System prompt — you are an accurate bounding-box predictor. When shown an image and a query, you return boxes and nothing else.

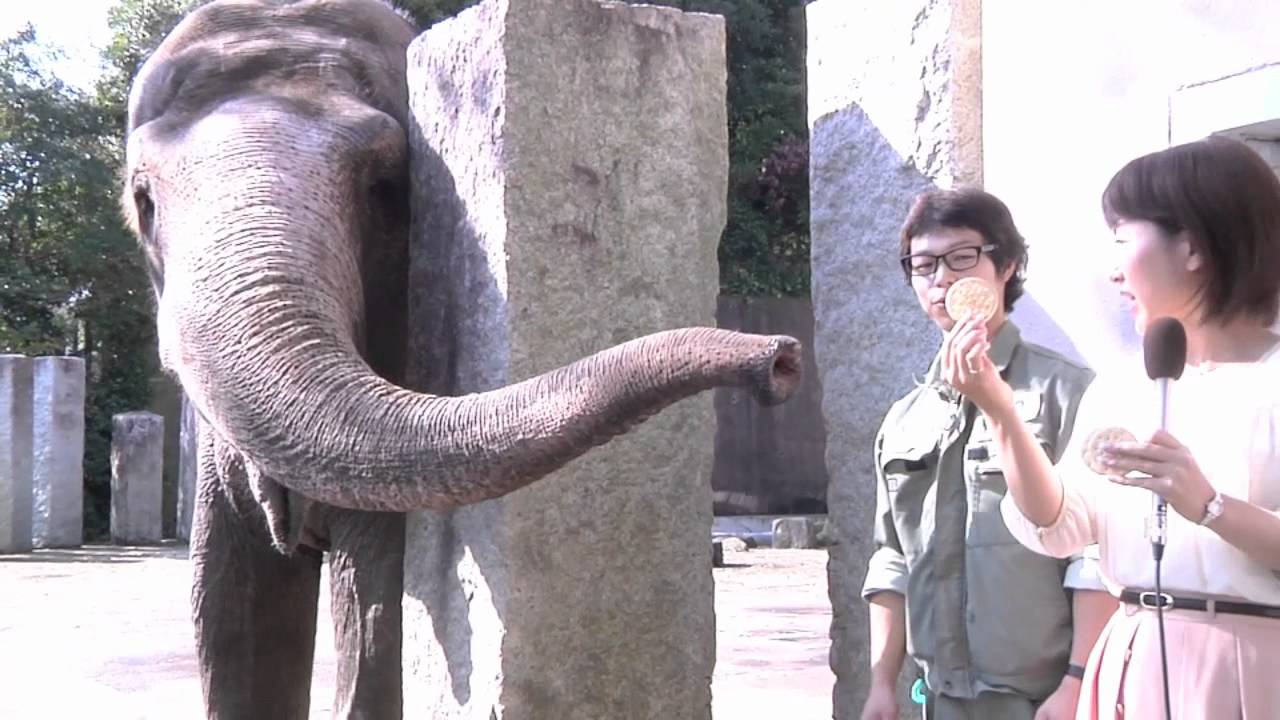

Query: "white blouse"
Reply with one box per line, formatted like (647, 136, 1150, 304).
(1001, 343, 1280, 605)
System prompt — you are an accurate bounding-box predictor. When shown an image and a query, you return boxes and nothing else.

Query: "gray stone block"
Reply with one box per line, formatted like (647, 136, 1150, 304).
(0, 355, 34, 554)
(31, 356, 85, 548)
(715, 536, 753, 553)
(176, 394, 197, 542)
(110, 412, 164, 545)
(808, 1, 981, 716)
(403, 1, 726, 717)
(772, 517, 819, 549)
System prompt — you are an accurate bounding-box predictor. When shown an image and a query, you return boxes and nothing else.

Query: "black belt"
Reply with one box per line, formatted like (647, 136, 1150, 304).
(1120, 589, 1280, 620)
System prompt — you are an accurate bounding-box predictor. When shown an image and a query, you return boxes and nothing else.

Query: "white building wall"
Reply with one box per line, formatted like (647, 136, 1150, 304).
(983, 0, 1280, 374)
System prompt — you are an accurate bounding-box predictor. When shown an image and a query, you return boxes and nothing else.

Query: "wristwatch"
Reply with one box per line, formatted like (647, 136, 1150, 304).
(1198, 491, 1225, 526)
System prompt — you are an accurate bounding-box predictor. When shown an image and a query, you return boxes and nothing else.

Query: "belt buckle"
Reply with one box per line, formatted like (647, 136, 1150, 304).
(1139, 591, 1174, 610)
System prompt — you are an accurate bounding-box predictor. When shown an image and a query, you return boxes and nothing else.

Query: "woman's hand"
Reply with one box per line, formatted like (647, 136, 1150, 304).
(1099, 430, 1216, 523)
(941, 316, 1013, 416)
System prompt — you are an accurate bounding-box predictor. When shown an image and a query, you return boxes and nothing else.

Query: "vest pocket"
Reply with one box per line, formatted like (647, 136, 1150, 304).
(963, 434, 1050, 546)
(965, 444, 1018, 546)
(881, 442, 938, 557)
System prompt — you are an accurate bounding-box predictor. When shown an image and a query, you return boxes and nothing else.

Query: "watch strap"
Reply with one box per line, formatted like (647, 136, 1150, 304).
(1198, 491, 1225, 526)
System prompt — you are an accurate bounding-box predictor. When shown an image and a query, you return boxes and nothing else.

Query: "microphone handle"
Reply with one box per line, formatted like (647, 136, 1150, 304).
(1148, 378, 1170, 550)
(1150, 493, 1167, 548)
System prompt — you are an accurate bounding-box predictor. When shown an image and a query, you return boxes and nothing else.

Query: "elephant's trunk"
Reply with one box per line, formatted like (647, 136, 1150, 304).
(165, 169, 799, 512)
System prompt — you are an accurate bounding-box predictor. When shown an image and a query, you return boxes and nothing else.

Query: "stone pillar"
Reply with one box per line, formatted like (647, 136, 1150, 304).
(0, 355, 34, 554)
(807, 0, 982, 716)
(110, 411, 164, 545)
(402, 1, 726, 717)
(31, 356, 85, 548)
(176, 394, 198, 542)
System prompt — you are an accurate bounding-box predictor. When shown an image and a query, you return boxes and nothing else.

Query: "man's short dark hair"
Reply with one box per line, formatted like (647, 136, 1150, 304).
(899, 188, 1029, 311)
(1102, 136, 1280, 326)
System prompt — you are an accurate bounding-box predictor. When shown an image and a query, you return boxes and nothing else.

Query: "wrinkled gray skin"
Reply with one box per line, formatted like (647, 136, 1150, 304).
(123, 0, 801, 718)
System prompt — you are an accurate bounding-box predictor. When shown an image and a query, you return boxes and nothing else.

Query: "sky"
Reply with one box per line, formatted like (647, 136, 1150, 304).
(0, 2, 115, 91)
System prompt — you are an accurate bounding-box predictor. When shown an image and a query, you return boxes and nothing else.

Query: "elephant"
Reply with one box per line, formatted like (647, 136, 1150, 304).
(122, 0, 801, 718)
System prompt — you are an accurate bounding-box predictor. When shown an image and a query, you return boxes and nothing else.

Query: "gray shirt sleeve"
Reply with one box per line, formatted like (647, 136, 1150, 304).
(863, 430, 907, 599)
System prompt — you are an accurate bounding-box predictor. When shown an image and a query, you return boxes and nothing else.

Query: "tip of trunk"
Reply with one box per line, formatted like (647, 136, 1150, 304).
(747, 335, 803, 406)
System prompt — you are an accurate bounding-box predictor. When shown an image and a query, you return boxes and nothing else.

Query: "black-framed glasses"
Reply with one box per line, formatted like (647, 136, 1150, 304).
(900, 244, 996, 277)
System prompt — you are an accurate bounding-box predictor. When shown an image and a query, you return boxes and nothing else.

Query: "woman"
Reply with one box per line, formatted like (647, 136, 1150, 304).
(942, 137, 1280, 719)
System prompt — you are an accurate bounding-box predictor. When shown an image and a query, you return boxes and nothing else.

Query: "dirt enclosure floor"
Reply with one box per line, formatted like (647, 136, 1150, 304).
(0, 544, 833, 719)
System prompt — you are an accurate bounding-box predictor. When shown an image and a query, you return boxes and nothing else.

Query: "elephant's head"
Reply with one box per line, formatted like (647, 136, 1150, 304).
(123, 0, 801, 524)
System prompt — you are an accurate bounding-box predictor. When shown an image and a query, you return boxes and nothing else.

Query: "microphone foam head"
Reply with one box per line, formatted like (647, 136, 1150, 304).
(1143, 317, 1187, 380)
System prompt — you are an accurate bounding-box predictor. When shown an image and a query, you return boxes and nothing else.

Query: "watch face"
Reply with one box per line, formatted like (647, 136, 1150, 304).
(1202, 493, 1224, 525)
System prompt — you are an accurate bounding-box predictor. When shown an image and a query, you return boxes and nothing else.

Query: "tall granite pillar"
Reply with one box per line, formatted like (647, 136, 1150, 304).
(176, 394, 197, 542)
(807, 0, 983, 716)
(403, 1, 726, 717)
(31, 356, 85, 548)
(0, 355, 34, 554)
(110, 411, 164, 545)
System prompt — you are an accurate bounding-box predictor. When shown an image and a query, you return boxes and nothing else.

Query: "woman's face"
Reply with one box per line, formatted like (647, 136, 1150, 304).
(1109, 219, 1202, 334)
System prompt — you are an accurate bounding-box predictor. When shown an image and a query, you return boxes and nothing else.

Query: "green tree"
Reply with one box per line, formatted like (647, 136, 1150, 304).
(1, 27, 88, 355)
(82, 0, 203, 538)
(0, 24, 158, 538)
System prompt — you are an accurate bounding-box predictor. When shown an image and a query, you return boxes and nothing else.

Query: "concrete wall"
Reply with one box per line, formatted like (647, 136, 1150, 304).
(31, 357, 85, 548)
(110, 411, 164, 545)
(983, 0, 1280, 371)
(0, 355, 34, 554)
(712, 295, 827, 515)
(807, 1, 982, 716)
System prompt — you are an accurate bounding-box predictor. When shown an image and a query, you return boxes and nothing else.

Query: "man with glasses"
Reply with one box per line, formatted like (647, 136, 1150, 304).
(859, 189, 1116, 720)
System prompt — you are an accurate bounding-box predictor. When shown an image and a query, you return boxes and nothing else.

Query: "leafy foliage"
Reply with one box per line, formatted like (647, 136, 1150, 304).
(0, 11, 181, 538)
(82, 0, 201, 538)
(395, 0, 479, 27)
(0, 28, 136, 537)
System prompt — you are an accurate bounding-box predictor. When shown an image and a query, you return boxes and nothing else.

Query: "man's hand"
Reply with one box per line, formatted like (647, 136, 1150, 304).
(940, 316, 1013, 416)
(1033, 676, 1081, 720)
(860, 680, 900, 720)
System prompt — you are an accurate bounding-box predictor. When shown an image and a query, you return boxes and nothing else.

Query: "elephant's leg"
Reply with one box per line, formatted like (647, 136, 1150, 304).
(324, 507, 406, 720)
(190, 451, 322, 720)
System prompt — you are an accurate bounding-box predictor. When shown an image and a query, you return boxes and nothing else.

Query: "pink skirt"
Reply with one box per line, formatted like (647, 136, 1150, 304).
(1077, 602, 1280, 719)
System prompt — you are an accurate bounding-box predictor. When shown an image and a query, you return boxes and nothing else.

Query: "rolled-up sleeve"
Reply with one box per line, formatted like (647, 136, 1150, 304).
(1063, 544, 1106, 591)
(1000, 477, 1096, 559)
(863, 546, 907, 598)
(862, 437, 907, 599)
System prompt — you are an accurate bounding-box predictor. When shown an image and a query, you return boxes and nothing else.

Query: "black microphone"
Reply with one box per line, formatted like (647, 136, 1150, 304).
(1142, 317, 1187, 557)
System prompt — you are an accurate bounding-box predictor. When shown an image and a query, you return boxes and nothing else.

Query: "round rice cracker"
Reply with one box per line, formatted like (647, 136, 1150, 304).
(1081, 426, 1136, 475)
(945, 277, 999, 323)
